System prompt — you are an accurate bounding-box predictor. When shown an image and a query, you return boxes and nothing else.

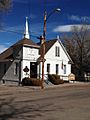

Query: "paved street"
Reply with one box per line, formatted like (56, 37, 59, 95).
(0, 83, 90, 120)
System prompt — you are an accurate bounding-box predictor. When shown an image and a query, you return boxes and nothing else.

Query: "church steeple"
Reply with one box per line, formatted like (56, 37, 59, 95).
(24, 17, 30, 39)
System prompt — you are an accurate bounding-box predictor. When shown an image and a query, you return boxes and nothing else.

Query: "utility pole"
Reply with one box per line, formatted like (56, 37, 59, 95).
(40, 8, 61, 89)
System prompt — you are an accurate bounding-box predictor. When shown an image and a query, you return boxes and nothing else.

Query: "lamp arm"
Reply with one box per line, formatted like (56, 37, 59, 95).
(43, 10, 56, 38)
(43, 8, 60, 38)
(46, 9, 56, 22)
(46, 8, 61, 22)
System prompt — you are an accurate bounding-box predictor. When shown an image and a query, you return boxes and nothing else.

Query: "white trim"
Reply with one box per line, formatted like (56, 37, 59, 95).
(57, 36, 73, 63)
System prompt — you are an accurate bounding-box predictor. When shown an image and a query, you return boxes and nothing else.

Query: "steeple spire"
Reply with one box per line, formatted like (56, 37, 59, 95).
(24, 17, 30, 39)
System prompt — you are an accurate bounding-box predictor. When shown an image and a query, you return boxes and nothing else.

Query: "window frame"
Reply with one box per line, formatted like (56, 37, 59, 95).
(56, 64, 59, 75)
(4, 63, 6, 74)
(63, 65, 66, 74)
(47, 64, 50, 74)
(14, 62, 19, 75)
(55, 46, 60, 57)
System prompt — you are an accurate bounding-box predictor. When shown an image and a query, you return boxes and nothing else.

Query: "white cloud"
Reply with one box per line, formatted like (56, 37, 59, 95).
(68, 15, 90, 22)
(81, 16, 90, 21)
(69, 15, 81, 21)
(0, 25, 24, 34)
(53, 24, 90, 32)
(0, 45, 8, 53)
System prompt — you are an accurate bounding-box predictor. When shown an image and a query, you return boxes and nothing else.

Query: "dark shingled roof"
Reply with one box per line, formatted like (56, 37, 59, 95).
(39, 39, 57, 55)
(38, 39, 73, 64)
(0, 38, 39, 60)
(13, 38, 39, 47)
(45, 39, 57, 54)
(0, 47, 13, 60)
(38, 39, 57, 61)
(0, 38, 73, 64)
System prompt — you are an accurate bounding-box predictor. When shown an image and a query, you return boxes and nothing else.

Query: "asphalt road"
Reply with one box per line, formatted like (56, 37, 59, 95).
(0, 83, 90, 120)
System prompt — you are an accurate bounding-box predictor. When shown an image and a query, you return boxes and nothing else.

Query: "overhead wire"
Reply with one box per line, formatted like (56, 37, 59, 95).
(0, 27, 40, 39)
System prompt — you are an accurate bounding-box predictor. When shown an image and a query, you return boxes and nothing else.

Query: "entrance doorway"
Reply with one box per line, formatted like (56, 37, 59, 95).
(30, 62, 37, 78)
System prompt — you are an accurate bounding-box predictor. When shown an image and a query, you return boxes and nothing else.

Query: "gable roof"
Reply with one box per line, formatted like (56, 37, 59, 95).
(0, 46, 13, 61)
(39, 38, 73, 63)
(58, 38, 73, 63)
(39, 39, 57, 55)
(13, 38, 39, 47)
(0, 38, 39, 61)
(0, 37, 73, 64)
(45, 39, 57, 54)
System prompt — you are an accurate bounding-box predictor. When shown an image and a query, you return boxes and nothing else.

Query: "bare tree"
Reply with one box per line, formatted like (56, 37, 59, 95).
(63, 25, 90, 80)
(0, 0, 12, 28)
(0, 0, 12, 11)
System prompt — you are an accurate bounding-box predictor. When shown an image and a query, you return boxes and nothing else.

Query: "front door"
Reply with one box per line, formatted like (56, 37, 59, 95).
(30, 62, 37, 78)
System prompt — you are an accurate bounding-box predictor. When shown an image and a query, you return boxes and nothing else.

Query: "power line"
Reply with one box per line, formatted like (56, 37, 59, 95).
(0, 28, 23, 34)
(0, 28, 40, 39)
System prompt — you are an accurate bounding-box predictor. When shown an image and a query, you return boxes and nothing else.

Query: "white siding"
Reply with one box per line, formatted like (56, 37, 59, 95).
(23, 46, 40, 60)
(45, 41, 69, 61)
(21, 40, 71, 81)
(22, 60, 30, 78)
(21, 46, 40, 79)
(44, 40, 71, 80)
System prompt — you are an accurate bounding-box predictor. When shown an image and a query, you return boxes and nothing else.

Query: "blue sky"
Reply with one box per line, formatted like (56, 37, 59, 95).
(0, 0, 90, 53)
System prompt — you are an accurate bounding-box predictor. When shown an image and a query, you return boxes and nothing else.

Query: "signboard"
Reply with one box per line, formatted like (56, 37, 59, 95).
(68, 73, 75, 81)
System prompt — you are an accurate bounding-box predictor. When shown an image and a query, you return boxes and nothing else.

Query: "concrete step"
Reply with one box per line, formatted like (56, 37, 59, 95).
(44, 80, 54, 86)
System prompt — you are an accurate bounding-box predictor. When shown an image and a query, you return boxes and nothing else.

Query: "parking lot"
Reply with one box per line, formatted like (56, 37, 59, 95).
(0, 83, 90, 120)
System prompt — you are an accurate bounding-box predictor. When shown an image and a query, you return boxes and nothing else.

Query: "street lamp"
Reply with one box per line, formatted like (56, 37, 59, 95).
(43, 8, 61, 39)
(41, 8, 61, 89)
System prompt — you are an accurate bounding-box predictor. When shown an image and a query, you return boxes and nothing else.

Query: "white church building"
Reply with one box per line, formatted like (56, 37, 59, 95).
(0, 17, 72, 85)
